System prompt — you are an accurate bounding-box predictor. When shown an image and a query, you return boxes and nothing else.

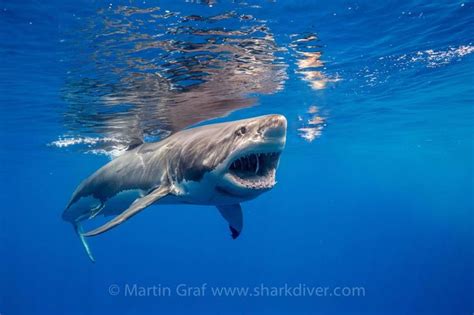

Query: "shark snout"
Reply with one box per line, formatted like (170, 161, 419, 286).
(262, 114, 287, 139)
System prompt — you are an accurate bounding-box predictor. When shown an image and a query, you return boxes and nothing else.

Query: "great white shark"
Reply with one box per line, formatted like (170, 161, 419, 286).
(63, 114, 287, 262)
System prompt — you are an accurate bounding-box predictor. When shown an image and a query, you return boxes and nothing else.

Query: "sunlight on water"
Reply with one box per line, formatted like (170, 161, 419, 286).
(39, 1, 473, 158)
(290, 33, 341, 90)
(297, 105, 327, 142)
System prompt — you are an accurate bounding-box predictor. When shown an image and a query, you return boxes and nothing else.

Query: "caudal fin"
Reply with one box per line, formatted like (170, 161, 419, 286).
(73, 223, 95, 263)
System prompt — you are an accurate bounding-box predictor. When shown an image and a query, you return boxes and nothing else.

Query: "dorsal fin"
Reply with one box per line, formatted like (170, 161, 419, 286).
(127, 138, 144, 151)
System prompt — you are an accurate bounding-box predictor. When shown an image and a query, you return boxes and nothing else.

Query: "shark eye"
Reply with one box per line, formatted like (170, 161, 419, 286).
(236, 126, 247, 136)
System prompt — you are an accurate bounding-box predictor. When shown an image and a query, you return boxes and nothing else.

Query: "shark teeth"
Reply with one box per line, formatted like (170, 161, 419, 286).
(230, 152, 279, 173)
(231, 169, 276, 189)
(228, 152, 280, 189)
(255, 155, 259, 174)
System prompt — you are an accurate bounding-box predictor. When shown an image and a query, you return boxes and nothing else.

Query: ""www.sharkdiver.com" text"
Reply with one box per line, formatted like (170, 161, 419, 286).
(108, 283, 366, 298)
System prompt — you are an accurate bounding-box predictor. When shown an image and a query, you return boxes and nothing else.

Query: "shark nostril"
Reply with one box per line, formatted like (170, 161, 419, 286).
(271, 115, 287, 127)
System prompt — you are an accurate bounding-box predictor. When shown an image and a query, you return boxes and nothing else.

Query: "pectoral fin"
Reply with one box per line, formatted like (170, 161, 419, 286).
(83, 186, 171, 237)
(74, 223, 95, 263)
(217, 204, 243, 239)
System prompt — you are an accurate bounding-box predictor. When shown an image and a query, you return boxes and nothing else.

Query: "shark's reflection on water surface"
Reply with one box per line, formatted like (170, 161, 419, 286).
(60, 4, 288, 156)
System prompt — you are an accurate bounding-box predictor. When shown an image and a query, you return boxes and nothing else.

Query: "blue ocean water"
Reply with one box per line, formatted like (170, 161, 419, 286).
(0, 0, 473, 314)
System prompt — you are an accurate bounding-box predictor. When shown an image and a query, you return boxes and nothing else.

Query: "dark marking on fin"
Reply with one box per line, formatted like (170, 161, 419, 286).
(217, 204, 243, 239)
(230, 226, 240, 239)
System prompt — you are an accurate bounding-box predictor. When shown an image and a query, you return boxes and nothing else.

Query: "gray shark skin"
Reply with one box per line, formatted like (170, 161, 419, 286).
(63, 114, 287, 262)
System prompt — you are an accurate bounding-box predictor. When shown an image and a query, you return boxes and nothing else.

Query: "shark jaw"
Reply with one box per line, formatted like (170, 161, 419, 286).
(219, 114, 287, 193)
(227, 151, 281, 190)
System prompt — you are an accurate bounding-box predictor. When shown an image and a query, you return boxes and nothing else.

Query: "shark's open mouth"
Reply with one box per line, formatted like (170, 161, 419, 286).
(228, 152, 281, 189)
